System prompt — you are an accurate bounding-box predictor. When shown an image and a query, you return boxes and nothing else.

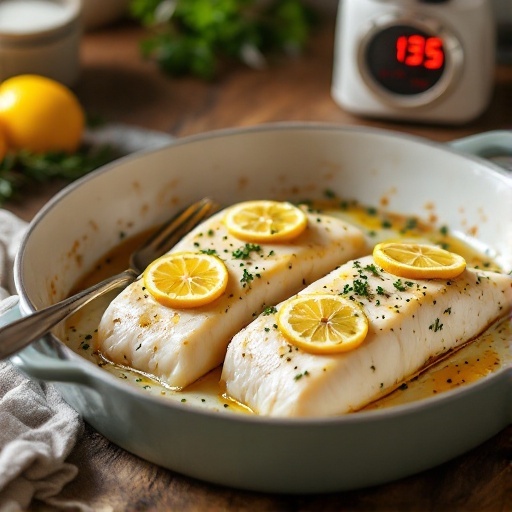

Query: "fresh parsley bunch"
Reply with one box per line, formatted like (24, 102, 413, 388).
(0, 144, 119, 205)
(130, 0, 316, 79)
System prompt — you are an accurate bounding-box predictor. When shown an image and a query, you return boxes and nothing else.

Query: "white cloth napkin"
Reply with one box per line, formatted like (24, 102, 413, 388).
(0, 210, 86, 512)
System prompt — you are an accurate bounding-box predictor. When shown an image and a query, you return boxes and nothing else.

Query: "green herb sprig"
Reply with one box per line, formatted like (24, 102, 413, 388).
(129, 0, 316, 80)
(0, 144, 120, 206)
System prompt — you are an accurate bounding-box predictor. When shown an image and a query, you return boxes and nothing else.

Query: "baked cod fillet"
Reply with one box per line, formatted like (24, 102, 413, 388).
(96, 209, 366, 388)
(222, 255, 512, 417)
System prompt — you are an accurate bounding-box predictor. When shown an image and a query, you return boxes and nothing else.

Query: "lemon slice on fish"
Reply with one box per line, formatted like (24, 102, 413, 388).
(373, 242, 466, 279)
(224, 200, 307, 243)
(143, 252, 228, 308)
(276, 294, 369, 354)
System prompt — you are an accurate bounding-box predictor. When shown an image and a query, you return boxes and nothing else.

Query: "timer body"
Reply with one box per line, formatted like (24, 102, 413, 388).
(331, 0, 495, 124)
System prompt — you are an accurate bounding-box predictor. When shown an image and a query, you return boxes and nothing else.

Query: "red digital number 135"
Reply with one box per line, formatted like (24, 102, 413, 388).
(396, 35, 444, 70)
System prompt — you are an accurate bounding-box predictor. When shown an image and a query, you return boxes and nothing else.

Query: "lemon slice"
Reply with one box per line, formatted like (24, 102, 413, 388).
(276, 294, 369, 354)
(143, 252, 228, 308)
(224, 200, 307, 243)
(373, 242, 466, 279)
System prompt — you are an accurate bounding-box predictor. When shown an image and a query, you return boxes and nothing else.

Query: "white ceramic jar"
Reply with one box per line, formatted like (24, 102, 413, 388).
(0, 0, 82, 86)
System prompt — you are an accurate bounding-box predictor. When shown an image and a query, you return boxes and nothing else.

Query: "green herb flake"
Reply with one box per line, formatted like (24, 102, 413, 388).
(364, 264, 380, 276)
(240, 268, 254, 287)
(429, 318, 443, 332)
(393, 279, 412, 292)
(232, 243, 262, 260)
(353, 279, 370, 297)
(200, 248, 218, 255)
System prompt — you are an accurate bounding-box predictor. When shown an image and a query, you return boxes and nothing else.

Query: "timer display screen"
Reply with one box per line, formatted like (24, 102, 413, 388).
(365, 25, 446, 95)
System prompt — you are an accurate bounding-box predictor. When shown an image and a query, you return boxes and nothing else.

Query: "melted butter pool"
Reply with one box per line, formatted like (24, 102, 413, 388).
(64, 199, 512, 416)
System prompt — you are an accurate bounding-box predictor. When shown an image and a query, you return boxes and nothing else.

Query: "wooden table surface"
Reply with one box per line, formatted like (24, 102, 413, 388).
(5, 13, 512, 512)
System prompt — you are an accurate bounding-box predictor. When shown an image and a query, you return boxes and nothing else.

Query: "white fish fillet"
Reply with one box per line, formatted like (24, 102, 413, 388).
(96, 209, 366, 388)
(222, 255, 512, 417)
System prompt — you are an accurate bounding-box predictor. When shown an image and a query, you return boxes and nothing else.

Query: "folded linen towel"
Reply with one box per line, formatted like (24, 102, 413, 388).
(0, 209, 85, 511)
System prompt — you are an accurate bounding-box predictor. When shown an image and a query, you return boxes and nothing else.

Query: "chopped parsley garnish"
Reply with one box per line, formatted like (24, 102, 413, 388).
(364, 264, 380, 276)
(376, 286, 387, 296)
(232, 243, 262, 260)
(240, 268, 254, 287)
(200, 248, 218, 255)
(393, 279, 413, 292)
(429, 318, 443, 332)
(342, 284, 353, 294)
(353, 279, 370, 297)
(294, 370, 310, 381)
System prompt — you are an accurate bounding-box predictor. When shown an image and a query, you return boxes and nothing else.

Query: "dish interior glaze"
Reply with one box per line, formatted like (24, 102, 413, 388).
(63, 198, 512, 416)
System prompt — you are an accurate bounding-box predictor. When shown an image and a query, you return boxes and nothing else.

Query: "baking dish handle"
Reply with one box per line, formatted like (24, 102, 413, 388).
(0, 296, 22, 330)
(450, 130, 512, 172)
(0, 303, 93, 385)
(9, 345, 94, 385)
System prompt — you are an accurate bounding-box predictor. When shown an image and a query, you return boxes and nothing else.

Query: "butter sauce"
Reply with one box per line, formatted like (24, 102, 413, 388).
(64, 199, 511, 416)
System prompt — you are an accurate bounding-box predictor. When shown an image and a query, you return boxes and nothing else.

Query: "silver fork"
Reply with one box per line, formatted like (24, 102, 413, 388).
(0, 197, 220, 359)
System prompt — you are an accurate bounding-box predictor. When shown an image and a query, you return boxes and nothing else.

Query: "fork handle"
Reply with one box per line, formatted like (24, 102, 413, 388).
(0, 268, 138, 359)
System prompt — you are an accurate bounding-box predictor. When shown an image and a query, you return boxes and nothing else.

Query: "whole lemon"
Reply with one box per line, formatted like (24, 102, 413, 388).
(0, 75, 85, 153)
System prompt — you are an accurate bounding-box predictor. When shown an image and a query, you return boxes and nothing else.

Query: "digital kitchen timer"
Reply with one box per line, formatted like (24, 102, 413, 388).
(331, 0, 496, 124)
